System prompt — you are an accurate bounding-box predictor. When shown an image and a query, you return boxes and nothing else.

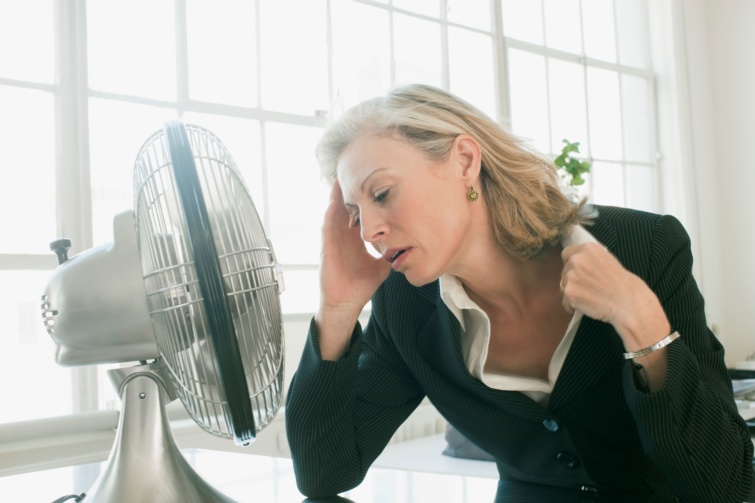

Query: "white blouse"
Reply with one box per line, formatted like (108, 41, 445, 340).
(439, 225, 600, 407)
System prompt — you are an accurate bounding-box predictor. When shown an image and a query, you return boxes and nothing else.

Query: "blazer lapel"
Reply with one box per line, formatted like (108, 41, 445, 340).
(415, 295, 550, 422)
(413, 297, 467, 381)
(549, 213, 625, 410)
(547, 316, 625, 410)
(413, 210, 627, 418)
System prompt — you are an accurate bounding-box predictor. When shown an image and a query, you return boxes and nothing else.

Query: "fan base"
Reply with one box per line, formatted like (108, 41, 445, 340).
(82, 371, 235, 503)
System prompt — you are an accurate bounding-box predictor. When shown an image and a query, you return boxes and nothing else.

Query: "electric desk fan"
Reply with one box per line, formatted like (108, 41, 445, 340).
(41, 120, 285, 502)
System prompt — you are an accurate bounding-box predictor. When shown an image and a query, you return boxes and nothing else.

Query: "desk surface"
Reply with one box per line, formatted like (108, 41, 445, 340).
(7, 445, 735, 502)
(0, 449, 499, 503)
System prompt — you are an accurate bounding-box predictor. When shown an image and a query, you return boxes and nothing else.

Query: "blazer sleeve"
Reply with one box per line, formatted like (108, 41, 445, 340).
(622, 214, 753, 502)
(285, 296, 425, 498)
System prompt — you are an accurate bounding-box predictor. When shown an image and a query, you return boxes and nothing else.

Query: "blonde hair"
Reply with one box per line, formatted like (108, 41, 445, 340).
(316, 84, 591, 259)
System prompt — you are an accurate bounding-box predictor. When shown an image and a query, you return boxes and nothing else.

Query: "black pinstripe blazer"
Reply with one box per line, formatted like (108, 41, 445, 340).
(286, 205, 754, 502)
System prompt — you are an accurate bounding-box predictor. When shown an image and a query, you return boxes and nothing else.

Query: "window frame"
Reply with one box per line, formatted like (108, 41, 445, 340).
(499, 0, 661, 211)
(0, 0, 667, 422)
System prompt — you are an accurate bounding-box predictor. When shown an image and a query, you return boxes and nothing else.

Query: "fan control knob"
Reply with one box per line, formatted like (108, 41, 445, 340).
(50, 238, 72, 265)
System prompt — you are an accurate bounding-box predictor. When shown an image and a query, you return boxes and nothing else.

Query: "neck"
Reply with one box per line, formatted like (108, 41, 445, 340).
(451, 240, 563, 316)
(446, 199, 564, 315)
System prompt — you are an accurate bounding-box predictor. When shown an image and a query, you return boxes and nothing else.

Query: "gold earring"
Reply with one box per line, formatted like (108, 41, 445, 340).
(467, 186, 479, 202)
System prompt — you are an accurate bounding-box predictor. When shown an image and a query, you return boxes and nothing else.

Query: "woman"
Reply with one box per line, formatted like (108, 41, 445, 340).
(285, 84, 754, 502)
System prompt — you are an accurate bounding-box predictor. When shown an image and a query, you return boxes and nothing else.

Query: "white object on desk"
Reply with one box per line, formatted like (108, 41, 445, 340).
(739, 407, 755, 421)
(374, 433, 499, 479)
(735, 360, 755, 371)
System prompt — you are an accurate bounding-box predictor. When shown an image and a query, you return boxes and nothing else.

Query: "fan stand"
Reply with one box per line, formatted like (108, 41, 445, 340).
(81, 361, 235, 503)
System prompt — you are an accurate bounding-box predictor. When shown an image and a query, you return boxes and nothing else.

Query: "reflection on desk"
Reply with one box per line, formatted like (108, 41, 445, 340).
(0, 449, 499, 503)
(2, 448, 713, 502)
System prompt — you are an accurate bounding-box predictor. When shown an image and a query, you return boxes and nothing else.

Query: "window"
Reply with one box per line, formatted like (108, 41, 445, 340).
(0, 0, 658, 425)
(502, 0, 657, 210)
(0, 1, 74, 422)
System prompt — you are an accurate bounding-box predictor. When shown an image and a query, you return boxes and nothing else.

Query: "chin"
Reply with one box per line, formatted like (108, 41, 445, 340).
(400, 270, 439, 288)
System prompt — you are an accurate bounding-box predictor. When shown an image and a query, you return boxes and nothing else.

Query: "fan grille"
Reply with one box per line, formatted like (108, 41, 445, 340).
(132, 122, 284, 440)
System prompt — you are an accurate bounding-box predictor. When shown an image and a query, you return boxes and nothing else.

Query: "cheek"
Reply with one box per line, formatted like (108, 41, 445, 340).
(397, 180, 467, 237)
(415, 205, 466, 252)
(431, 193, 469, 229)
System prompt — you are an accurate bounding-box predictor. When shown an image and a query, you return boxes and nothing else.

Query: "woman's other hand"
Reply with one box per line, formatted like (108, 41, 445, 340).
(559, 243, 670, 358)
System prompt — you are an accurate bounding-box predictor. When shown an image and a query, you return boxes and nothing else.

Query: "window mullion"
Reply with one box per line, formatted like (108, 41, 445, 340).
(55, 0, 92, 254)
(388, 4, 395, 87)
(55, 0, 100, 414)
(577, 0, 594, 168)
(440, 0, 450, 89)
(612, 0, 629, 206)
(175, 0, 189, 113)
(491, 0, 511, 129)
(325, 0, 334, 106)
(255, 0, 271, 234)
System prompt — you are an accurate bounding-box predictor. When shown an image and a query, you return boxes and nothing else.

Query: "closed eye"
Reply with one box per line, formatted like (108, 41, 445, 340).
(349, 189, 388, 227)
(374, 189, 389, 203)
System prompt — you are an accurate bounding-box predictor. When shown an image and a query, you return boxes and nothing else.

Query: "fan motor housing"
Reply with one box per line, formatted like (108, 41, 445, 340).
(42, 210, 159, 366)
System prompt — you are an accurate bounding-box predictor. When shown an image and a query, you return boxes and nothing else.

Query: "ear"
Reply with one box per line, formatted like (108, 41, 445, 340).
(451, 134, 482, 185)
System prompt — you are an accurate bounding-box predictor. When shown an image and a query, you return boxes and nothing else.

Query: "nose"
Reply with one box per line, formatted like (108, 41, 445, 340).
(358, 207, 387, 244)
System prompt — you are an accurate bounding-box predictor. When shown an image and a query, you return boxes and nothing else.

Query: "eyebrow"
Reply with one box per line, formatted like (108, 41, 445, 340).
(343, 168, 387, 208)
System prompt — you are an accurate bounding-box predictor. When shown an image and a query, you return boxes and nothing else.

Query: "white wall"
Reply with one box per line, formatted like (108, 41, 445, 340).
(682, 0, 755, 365)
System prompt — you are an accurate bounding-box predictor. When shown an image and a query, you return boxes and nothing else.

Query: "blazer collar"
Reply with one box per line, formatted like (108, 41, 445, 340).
(415, 211, 624, 417)
(547, 209, 626, 408)
(416, 299, 551, 421)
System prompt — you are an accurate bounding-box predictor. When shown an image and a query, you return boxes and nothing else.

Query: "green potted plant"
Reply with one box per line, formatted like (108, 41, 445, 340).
(554, 139, 590, 186)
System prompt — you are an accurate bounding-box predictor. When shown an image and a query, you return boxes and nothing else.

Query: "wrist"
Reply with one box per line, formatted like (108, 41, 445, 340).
(618, 319, 671, 353)
(315, 305, 363, 361)
(612, 288, 670, 351)
(623, 331, 679, 360)
(316, 303, 364, 329)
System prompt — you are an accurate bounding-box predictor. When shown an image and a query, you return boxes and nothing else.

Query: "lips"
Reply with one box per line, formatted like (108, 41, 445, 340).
(383, 248, 409, 264)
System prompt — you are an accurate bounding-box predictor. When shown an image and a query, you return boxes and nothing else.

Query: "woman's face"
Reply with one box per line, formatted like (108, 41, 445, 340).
(336, 133, 479, 286)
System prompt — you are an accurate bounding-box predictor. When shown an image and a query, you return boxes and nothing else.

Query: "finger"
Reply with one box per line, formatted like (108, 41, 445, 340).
(325, 182, 352, 225)
(325, 180, 342, 224)
(561, 288, 575, 315)
(330, 178, 343, 203)
(558, 270, 573, 309)
(561, 242, 585, 264)
(559, 257, 574, 293)
(322, 197, 340, 230)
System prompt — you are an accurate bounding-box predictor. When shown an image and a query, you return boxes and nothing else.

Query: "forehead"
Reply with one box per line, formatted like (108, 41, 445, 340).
(336, 135, 426, 203)
(336, 134, 422, 180)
